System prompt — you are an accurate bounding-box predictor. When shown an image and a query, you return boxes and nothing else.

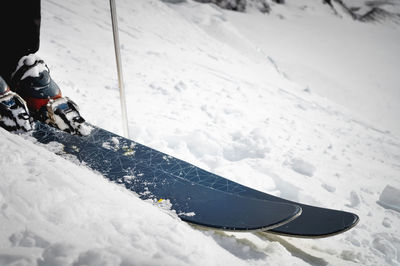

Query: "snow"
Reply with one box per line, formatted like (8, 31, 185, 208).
(226, 0, 400, 137)
(378, 185, 400, 213)
(288, 158, 316, 177)
(1, 0, 400, 265)
(0, 129, 250, 266)
(14, 54, 48, 81)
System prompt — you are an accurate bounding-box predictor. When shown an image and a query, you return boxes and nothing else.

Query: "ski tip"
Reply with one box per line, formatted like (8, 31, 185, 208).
(267, 210, 359, 238)
(182, 201, 303, 233)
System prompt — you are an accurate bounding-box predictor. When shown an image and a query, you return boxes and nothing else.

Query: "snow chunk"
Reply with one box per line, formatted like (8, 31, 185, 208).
(290, 158, 316, 177)
(13, 54, 48, 81)
(174, 81, 187, 92)
(372, 233, 400, 265)
(347, 191, 361, 208)
(73, 249, 121, 266)
(322, 183, 336, 193)
(10, 230, 50, 248)
(377, 185, 400, 213)
(77, 123, 93, 136)
(102, 137, 120, 151)
(382, 218, 391, 228)
(223, 129, 270, 162)
(179, 212, 196, 217)
(21, 63, 48, 81)
(111, 137, 120, 146)
(38, 243, 77, 266)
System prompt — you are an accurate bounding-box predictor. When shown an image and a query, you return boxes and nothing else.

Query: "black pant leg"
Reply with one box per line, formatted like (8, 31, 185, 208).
(0, 0, 41, 83)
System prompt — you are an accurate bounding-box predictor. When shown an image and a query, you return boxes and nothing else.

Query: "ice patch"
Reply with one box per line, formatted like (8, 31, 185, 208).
(377, 185, 400, 213)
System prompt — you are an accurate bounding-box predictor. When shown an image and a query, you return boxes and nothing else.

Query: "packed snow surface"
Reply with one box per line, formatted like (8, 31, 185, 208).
(1, 0, 399, 265)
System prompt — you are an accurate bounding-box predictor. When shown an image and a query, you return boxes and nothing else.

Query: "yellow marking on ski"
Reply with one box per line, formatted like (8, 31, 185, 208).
(157, 199, 164, 203)
(71, 145, 80, 152)
(123, 150, 135, 156)
(122, 146, 135, 156)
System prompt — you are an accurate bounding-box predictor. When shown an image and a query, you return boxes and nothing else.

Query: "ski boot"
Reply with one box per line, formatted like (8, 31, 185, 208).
(11, 54, 89, 135)
(0, 76, 32, 132)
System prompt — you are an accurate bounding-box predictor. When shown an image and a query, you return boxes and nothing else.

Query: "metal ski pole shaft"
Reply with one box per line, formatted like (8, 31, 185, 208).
(109, 0, 130, 138)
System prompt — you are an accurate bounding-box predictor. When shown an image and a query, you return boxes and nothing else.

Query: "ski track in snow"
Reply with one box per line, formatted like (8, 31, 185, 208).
(1, 0, 400, 265)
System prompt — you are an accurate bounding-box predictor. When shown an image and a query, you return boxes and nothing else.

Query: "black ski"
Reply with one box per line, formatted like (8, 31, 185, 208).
(28, 122, 358, 237)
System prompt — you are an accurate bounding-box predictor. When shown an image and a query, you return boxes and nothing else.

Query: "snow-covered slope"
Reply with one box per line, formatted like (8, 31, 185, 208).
(1, 0, 399, 265)
(231, 0, 400, 137)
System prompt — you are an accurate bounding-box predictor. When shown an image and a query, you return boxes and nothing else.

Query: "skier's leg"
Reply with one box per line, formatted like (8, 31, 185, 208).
(0, 0, 41, 84)
(0, 0, 87, 135)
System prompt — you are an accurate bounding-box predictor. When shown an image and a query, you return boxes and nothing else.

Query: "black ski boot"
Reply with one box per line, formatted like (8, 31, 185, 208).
(11, 54, 89, 135)
(0, 76, 32, 132)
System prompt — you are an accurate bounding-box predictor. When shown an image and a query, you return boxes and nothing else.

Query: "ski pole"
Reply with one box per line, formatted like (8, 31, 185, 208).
(109, 0, 130, 138)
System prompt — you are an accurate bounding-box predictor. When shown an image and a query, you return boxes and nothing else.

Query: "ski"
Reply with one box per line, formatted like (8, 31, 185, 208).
(28, 121, 301, 232)
(28, 122, 358, 237)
